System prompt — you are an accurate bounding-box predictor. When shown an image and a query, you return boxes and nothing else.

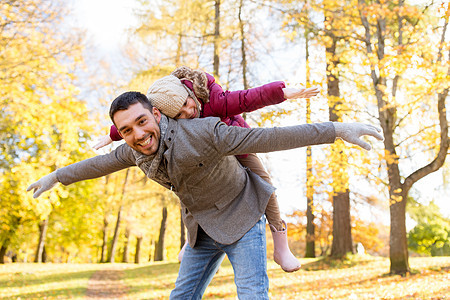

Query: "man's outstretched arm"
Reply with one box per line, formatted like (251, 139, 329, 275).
(27, 144, 136, 198)
(211, 121, 383, 156)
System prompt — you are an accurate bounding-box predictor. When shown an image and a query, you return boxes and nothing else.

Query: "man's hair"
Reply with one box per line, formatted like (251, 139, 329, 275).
(109, 91, 154, 124)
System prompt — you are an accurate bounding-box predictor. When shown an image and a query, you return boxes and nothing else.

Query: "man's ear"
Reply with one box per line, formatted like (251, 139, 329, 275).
(152, 107, 162, 123)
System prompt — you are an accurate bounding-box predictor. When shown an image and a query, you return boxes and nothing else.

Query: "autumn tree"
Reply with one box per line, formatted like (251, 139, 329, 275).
(277, 0, 359, 258)
(323, 3, 355, 257)
(130, 0, 214, 69)
(289, 200, 334, 256)
(0, 0, 97, 263)
(304, 30, 316, 258)
(355, 0, 449, 274)
(44, 179, 104, 263)
(278, 0, 449, 273)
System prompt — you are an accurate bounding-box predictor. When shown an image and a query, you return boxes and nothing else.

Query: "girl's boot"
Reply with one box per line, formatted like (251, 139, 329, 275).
(269, 220, 301, 272)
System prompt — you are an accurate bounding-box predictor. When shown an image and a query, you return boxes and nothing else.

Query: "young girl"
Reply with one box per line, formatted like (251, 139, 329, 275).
(94, 66, 319, 272)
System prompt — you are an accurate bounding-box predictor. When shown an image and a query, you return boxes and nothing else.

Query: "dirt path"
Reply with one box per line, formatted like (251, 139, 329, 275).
(85, 265, 130, 299)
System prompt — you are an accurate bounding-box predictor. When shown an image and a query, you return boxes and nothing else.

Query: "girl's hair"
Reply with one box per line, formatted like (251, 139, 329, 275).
(171, 66, 210, 103)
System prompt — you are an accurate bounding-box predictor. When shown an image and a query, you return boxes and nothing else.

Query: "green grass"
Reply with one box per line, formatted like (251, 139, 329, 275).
(1, 256, 449, 299)
(0, 263, 99, 299)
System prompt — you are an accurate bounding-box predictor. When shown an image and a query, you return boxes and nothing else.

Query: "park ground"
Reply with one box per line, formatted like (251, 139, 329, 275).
(0, 256, 449, 299)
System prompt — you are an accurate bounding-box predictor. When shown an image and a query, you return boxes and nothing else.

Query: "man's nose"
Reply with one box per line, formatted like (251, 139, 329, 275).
(135, 127, 146, 140)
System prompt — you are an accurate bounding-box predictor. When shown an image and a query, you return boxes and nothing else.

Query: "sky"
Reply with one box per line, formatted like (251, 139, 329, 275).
(73, 0, 138, 53)
(71, 0, 449, 223)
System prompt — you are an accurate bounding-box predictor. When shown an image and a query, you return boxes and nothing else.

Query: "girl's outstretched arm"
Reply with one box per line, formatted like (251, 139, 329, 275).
(204, 73, 319, 118)
(93, 125, 122, 150)
(93, 134, 113, 150)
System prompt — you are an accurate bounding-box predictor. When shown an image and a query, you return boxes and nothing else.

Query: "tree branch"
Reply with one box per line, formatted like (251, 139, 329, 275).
(402, 9, 449, 194)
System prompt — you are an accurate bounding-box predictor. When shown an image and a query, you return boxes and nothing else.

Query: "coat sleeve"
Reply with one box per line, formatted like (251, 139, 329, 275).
(109, 125, 123, 141)
(203, 73, 286, 118)
(210, 119, 336, 156)
(55, 144, 136, 185)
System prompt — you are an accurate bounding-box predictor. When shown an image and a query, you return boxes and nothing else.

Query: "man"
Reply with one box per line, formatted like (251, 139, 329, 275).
(27, 91, 383, 299)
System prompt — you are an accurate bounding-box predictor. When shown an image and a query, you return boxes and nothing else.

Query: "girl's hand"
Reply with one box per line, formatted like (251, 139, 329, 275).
(93, 135, 113, 150)
(283, 87, 320, 99)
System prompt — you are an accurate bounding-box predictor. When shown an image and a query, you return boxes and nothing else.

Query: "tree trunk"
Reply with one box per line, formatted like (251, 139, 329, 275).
(154, 206, 168, 261)
(108, 205, 123, 263)
(305, 178, 315, 257)
(42, 245, 47, 263)
(0, 244, 7, 264)
(389, 189, 409, 274)
(122, 227, 130, 263)
(330, 190, 353, 257)
(238, 0, 248, 90)
(326, 36, 353, 258)
(149, 239, 155, 262)
(135, 236, 143, 264)
(180, 208, 185, 249)
(175, 32, 182, 66)
(35, 218, 48, 263)
(213, 0, 220, 77)
(380, 92, 407, 273)
(305, 30, 315, 258)
(0, 218, 19, 264)
(100, 216, 109, 263)
(108, 169, 130, 263)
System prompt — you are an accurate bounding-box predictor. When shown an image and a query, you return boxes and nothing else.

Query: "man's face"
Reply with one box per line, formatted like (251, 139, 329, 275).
(113, 102, 162, 155)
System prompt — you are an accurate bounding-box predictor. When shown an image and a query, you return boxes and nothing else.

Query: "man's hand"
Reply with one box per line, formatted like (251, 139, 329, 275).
(333, 122, 384, 150)
(93, 135, 113, 150)
(26, 172, 59, 198)
(283, 87, 320, 99)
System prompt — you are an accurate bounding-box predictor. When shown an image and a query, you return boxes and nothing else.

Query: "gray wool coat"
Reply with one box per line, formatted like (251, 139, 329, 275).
(56, 117, 336, 247)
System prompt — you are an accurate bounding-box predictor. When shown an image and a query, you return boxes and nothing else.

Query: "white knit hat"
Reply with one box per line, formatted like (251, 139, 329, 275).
(147, 75, 189, 118)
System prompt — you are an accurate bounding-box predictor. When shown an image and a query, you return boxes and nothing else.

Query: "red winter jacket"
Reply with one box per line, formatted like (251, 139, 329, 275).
(109, 73, 286, 140)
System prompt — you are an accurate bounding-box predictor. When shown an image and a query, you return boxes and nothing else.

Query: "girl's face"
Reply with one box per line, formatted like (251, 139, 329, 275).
(174, 97, 200, 119)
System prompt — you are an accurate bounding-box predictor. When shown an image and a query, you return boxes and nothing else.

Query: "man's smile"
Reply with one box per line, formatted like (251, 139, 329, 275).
(138, 135, 152, 147)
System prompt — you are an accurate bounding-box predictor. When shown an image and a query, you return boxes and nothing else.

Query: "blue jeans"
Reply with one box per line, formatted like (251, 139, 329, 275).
(170, 216, 268, 300)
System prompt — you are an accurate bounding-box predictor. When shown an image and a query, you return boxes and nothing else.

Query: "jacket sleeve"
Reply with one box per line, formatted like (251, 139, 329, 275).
(203, 73, 286, 118)
(55, 144, 136, 185)
(210, 119, 336, 156)
(109, 125, 123, 141)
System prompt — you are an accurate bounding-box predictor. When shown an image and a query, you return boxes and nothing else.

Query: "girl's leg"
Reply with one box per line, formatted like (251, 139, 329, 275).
(236, 153, 301, 272)
(237, 154, 283, 230)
